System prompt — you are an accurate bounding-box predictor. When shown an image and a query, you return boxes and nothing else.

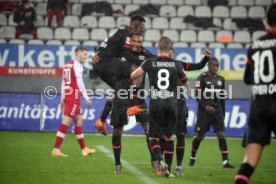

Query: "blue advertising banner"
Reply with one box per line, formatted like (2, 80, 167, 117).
(0, 44, 246, 70)
(0, 93, 249, 137)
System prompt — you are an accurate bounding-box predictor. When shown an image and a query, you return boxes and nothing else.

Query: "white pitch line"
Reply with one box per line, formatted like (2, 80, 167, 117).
(96, 145, 158, 184)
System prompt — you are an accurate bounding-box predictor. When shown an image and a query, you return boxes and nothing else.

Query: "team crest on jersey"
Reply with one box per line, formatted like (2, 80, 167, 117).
(195, 81, 200, 87)
(139, 55, 145, 60)
(126, 37, 131, 44)
(217, 81, 222, 86)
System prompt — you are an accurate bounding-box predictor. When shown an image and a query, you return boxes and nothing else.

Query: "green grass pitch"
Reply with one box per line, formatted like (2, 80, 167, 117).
(0, 131, 275, 184)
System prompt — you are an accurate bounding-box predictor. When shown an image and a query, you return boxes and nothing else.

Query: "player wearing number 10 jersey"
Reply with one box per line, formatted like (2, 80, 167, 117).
(131, 36, 188, 177)
(51, 47, 95, 157)
(235, 3, 276, 184)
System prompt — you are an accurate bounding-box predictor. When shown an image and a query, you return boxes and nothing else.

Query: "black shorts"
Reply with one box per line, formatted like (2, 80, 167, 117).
(135, 100, 149, 123)
(243, 96, 276, 146)
(194, 105, 225, 133)
(110, 80, 131, 127)
(148, 98, 177, 138)
(92, 57, 119, 89)
(175, 98, 188, 134)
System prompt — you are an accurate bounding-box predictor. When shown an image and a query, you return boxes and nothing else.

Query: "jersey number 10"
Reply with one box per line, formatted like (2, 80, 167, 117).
(252, 50, 275, 84)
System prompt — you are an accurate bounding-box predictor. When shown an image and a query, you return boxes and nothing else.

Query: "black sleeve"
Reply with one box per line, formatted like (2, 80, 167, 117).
(220, 78, 226, 116)
(183, 56, 209, 71)
(13, 8, 22, 23)
(244, 47, 253, 85)
(30, 8, 37, 22)
(177, 62, 187, 84)
(141, 60, 150, 72)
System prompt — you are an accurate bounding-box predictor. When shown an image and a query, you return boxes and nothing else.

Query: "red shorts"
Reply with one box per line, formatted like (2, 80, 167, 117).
(63, 101, 81, 118)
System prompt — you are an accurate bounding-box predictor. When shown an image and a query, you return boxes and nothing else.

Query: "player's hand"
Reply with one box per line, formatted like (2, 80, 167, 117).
(205, 105, 215, 113)
(60, 101, 65, 111)
(92, 51, 100, 64)
(86, 99, 92, 107)
(203, 49, 211, 57)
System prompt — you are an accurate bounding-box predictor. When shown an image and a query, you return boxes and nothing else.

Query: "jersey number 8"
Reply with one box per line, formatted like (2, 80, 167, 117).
(157, 69, 170, 90)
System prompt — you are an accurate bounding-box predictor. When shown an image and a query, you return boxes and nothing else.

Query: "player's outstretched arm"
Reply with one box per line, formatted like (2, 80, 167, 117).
(185, 49, 211, 71)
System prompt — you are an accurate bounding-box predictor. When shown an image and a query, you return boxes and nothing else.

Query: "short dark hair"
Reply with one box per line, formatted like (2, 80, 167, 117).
(208, 57, 219, 64)
(130, 15, 146, 23)
(131, 32, 144, 37)
(158, 36, 172, 52)
(75, 47, 88, 53)
(267, 3, 276, 27)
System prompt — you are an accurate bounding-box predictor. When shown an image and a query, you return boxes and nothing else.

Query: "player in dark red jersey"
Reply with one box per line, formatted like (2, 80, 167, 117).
(188, 57, 234, 169)
(92, 15, 146, 134)
(131, 36, 188, 177)
(235, 3, 276, 184)
(51, 47, 95, 157)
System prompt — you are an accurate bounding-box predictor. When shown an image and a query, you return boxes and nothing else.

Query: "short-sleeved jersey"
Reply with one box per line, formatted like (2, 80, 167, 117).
(98, 26, 132, 58)
(63, 60, 83, 102)
(141, 56, 187, 99)
(244, 30, 276, 97)
(195, 72, 226, 114)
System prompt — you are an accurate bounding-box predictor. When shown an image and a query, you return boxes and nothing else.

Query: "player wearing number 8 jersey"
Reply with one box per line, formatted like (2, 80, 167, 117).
(235, 3, 276, 184)
(131, 36, 188, 177)
(51, 47, 95, 157)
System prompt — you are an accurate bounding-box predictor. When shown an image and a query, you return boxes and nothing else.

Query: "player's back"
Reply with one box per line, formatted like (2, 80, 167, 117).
(63, 60, 82, 102)
(141, 56, 186, 100)
(98, 26, 131, 58)
(246, 31, 276, 98)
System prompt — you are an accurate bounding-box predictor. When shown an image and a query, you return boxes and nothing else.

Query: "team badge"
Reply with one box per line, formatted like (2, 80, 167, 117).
(139, 55, 145, 60)
(217, 81, 222, 86)
(195, 81, 200, 87)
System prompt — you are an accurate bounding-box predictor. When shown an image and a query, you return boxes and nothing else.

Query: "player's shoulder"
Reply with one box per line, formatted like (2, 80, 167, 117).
(197, 72, 207, 79)
(64, 60, 74, 68)
(217, 75, 225, 81)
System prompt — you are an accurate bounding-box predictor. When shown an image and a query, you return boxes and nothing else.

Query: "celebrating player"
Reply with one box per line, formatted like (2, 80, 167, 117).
(92, 15, 146, 135)
(188, 57, 234, 168)
(131, 36, 188, 177)
(234, 3, 276, 184)
(51, 47, 95, 157)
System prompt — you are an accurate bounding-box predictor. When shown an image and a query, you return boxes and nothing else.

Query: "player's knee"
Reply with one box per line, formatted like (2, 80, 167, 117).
(113, 126, 123, 136)
(216, 131, 225, 139)
(141, 122, 149, 133)
(164, 135, 174, 141)
(196, 133, 205, 141)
